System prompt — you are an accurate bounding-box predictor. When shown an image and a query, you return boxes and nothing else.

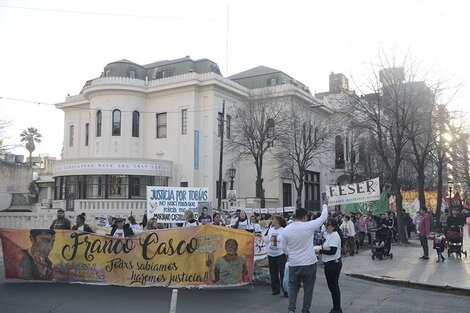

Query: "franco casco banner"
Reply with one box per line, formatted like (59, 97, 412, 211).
(0, 226, 254, 288)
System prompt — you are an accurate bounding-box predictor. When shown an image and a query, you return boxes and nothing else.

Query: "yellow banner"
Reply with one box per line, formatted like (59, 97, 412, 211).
(401, 190, 438, 212)
(0, 226, 254, 287)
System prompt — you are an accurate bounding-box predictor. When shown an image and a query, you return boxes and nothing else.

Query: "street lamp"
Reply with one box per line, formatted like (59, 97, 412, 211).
(228, 166, 236, 190)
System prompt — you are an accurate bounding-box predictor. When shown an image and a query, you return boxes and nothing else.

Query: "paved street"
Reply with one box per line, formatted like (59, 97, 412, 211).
(1, 229, 470, 313)
(1, 265, 470, 313)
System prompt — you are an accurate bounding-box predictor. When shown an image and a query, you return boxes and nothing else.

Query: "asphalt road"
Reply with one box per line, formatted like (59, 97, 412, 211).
(1, 268, 470, 313)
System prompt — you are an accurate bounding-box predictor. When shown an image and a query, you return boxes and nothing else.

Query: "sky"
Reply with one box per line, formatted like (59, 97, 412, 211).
(0, 0, 469, 159)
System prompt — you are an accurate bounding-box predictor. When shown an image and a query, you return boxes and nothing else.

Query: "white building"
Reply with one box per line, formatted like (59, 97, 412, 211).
(52, 57, 345, 214)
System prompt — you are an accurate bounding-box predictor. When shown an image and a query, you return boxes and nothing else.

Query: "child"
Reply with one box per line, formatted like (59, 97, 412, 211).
(432, 229, 447, 263)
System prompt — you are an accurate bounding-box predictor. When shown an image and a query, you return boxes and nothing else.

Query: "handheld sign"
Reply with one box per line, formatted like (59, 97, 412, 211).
(147, 187, 209, 223)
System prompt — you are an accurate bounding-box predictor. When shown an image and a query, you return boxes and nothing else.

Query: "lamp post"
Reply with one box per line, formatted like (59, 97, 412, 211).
(228, 166, 236, 190)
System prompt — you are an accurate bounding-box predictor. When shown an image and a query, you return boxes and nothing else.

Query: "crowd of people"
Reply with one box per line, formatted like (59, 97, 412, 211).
(46, 203, 469, 313)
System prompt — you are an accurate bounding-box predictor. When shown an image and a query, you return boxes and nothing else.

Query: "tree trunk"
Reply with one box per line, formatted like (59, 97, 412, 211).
(295, 179, 304, 209)
(29, 151, 33, 168)
(435, 160, 444, 227)
(417, 168, 426, 210)
(392, 179, 408, 243)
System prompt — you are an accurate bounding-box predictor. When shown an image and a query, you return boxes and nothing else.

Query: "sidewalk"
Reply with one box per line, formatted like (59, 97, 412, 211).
(342, 228, 470, 293)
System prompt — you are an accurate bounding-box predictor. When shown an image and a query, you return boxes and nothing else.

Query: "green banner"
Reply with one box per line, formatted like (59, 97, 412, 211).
(345, 192, 389, 215)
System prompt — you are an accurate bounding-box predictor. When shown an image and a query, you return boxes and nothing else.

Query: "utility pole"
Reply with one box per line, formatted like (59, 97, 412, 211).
(217, 100, 225, 210)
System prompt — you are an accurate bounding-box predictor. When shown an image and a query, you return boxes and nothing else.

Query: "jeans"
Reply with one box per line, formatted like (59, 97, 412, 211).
(419, 235, 429, 257)
(288, 263, 317, 313)
(324, 259, 342, 311)
(268, 254, 287, 293)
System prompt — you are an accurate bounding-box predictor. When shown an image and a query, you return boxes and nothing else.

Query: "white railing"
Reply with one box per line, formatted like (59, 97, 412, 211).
(0, 199, 147, 229)
(0, 210, 145, 229)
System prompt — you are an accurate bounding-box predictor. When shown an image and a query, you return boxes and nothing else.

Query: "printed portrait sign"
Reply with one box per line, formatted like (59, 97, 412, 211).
(0, 226, 254, 288)
(197, 202, 213, 225)
(147, 187, 209, 223)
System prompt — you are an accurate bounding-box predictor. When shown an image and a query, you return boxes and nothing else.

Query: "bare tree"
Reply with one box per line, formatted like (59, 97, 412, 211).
(403, 81, 436, 210)
(345, 52, 430, 243)
(275, 101, 334, 208)
(229, 87, 289, 208)
(431, 106, 467, 223)
(0, 120, 20, 152)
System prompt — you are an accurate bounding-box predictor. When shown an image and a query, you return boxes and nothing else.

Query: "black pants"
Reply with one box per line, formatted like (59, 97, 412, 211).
(367, 232, 372, 246)
(419, 235, 429, 257)
(268, 254, 287, 293)
(324, 259, 342, 311)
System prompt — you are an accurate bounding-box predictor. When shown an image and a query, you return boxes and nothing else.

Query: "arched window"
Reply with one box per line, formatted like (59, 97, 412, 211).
(96, 110, 102, 137)
(112, 109, 121, 136)
(335, 135, 345, 169)
(132, 111, 140, 137)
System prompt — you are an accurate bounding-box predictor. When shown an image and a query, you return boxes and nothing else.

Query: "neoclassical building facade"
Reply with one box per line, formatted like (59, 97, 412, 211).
(52, 57, 342, 213)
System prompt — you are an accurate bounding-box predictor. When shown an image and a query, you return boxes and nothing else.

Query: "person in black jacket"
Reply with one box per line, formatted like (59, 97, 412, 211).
(72, 214, 94, 233)
(110, 218, 134, 237)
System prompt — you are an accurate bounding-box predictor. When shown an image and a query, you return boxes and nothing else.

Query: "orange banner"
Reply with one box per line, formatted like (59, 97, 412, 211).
(0, 226, 254, 287)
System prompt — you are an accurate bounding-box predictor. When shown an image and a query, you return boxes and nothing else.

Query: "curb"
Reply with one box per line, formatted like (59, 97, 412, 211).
(345, 273, 470, 296)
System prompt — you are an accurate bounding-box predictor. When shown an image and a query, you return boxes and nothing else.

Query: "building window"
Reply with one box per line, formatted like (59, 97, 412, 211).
(283, 183, 292, 207)
(270, 77, 277, 86)
(180, 182, 188, 187)
(96, 110, 102, 137)
(155, 176, 169, 186)
(304, 171, 320, 210)
(109, 175, 128, 198)
(86, 175, 105, 198)
(218, 112, 224, 137)
(112, 109, 121, 136)
(132, 111, 140, 137)
(129, 68, 136, 78)
(335, 135, 345, 169)
(69, 125, 74, 147)
(85, 123, 89, 146)
(226, 115, 231, 139)
(181, 109, 188, 135)
(156, 113, 167, 138)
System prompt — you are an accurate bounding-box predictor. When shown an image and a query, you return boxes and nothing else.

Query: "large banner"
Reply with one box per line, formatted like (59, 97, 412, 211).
(147, 187, 209, 223)
(345, 192, 389, 215)
(0, 226, 254, 288)
(402, 190, 438, 213)
(326, 177, 381, 206)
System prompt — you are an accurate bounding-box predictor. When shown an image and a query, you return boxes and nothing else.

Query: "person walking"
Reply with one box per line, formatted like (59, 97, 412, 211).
(265, 215, 288, 296)
(418, 207, 431, 260)
(319, 219, 343, 313)
(281, 200, 328, 313)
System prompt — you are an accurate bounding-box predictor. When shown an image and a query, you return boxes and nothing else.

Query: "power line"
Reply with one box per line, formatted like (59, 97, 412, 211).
(0, 4, 221, 22)
(0, 95, 226, 114)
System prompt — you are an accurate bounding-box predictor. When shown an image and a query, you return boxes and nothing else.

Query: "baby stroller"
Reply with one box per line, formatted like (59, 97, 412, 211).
(372, 226, 393, 260)
(447, 226, 468, 259)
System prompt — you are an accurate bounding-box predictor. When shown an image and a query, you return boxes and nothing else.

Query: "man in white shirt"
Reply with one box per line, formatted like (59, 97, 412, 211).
(340, 215, 356, 256)
(281, 200, 328, 313)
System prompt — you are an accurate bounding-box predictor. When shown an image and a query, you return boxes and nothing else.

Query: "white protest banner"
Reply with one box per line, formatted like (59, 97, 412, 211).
(268, 208, 276, 214)
(147, 187, 209, 223)
(284, 206, 295, 213)
(326, 177, 380, 206)
(276, 207, 284, 213)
